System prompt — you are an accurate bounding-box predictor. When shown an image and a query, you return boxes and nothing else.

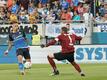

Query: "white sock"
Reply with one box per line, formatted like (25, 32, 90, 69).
(80, 71, 84, 75)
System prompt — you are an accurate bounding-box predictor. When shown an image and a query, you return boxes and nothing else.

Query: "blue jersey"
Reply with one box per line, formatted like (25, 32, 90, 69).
(9, 31, 28, 49)
(11, 4, 19, 14)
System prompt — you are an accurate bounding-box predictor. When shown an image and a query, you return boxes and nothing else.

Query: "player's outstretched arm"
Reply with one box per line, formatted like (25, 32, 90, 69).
(4, 41, 13, 56)
(40, 38, 58, 48)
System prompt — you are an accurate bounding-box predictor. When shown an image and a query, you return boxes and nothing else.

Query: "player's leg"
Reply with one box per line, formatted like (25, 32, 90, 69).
(23, 48, 32, 68)
(71, 61, 85, 76)
(47, 53, 57, 73)
(67, 53, 85, 76)
(16, 49, 25, 75)
(47, 52, 65, 75)
(23, 48, 31, 62)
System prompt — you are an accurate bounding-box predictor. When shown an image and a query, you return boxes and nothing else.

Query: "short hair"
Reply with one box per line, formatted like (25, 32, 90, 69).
(61, 27, 68, 33)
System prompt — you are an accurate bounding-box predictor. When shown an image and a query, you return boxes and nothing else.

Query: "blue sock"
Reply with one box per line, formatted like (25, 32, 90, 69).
(18, 63, 24, 71)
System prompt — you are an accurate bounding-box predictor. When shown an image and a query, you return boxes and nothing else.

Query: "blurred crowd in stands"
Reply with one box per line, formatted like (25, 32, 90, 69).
(0, 0, 107, 24)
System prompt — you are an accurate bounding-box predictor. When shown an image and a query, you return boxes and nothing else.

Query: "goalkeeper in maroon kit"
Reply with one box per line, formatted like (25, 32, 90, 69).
(41, 27, 85, 76)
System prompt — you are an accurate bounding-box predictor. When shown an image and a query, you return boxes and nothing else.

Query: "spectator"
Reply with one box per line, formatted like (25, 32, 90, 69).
(33, 8, 40, 22)
(6, 11, 11, 21)
(100, 11, 107, 22)
(72, 10, 81, 21)
(29, 13, 36, 24)
(0, 0, 6, 6)
(66, 0, 73, 7)
(9, 13, 18, 23)
(73, 0, 79, 6)
(19, 11, 28, 23)
(7, 0, 13, 11)
(46, 9, 55, 22)
(33, 0, 39, 7)
(41, 5, 49, 20)
(10, 0, 19, 14)
(0, 6, 6, 20)
(60, 9, 67, 20)
(40, 0, 48, 5)
(67, 7, 73, 19)
(52, 1, 60, 12)
(28, 2, 35, 14)
(61, 9, 72, 21)
(77, 2, 84, 16)
(61, 0, 69, 9)
(37, 2, 43, 13)
(99, 4, 105, 17)
(46, 3, 51, 10)
(83, 7, 93, 27)
(19, 6, 25, 13)
(95, 12, 102, 22)
(18, 0, 29, 10)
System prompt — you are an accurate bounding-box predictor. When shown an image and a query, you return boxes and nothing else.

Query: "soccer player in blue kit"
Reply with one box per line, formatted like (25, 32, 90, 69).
(4, 21, 31, 75)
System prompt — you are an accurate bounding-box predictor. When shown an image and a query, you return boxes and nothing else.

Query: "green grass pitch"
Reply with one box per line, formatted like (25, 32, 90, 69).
(0, 64, 107, 80)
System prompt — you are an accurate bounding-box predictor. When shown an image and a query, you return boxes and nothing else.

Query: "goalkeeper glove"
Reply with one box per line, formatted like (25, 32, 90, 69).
(40, 44, 46, 48)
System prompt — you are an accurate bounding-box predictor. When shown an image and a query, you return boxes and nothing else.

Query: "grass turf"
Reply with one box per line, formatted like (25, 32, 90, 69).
(0, 64, 107, 80)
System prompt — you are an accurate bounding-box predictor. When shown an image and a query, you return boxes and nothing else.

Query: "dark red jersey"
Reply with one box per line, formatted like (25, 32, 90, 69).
(46, 33, 82, 54)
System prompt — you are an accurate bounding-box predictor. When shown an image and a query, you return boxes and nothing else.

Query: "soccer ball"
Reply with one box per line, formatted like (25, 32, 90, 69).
(24, 62, 32, 69)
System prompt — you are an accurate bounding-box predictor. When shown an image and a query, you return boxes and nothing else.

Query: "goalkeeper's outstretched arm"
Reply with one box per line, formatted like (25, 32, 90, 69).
(40, 39, 57, 48)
